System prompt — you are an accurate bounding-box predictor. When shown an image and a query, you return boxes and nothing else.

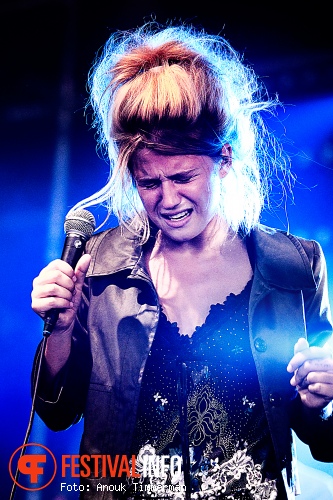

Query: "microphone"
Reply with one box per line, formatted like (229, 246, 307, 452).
(43, 209, 96, 337)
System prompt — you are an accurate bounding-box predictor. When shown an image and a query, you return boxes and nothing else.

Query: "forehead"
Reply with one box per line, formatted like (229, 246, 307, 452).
(132, 149, 214, 176)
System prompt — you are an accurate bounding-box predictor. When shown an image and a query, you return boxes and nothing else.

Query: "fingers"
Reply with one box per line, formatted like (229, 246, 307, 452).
(31, 254, 91, 321)
(291, 357, 333, 387)
(32, 260, 72, 313)
(298, 388, 333, 408)
(297, 373, 333, 408)
(287, 337, 333, 409)
(304, 371, 333, 390)
(287, 338, 330, 373)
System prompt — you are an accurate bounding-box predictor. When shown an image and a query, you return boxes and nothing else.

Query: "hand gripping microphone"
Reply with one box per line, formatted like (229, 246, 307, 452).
(8, 209, 95, 500)
(43, 209, 96, 337)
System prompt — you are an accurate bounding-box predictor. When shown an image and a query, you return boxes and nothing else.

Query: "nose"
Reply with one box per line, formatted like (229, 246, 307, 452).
(160, 180, 181, 209)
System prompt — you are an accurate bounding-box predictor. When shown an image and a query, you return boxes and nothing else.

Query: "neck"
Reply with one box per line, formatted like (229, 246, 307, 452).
(153, 217, 234, 257)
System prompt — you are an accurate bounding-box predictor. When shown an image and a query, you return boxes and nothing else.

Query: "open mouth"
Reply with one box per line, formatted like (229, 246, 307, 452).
(161, 209, 192, 221)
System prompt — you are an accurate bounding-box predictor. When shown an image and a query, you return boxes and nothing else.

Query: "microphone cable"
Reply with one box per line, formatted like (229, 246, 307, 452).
(9, 334, 48, 500)
(9, 209, 95, 500)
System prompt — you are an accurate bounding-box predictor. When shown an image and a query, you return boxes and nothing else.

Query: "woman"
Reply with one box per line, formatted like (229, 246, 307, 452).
(31, 23, 333, 499)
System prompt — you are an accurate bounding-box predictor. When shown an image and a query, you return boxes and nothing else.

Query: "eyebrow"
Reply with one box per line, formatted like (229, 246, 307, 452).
(135, 168, 199, 181)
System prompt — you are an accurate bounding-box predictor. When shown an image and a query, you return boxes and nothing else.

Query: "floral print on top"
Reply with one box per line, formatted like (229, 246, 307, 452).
(128, 280, 281, 499)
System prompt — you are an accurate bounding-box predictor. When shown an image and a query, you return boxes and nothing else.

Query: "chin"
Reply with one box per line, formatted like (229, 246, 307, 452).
(161, 227, 204, 243)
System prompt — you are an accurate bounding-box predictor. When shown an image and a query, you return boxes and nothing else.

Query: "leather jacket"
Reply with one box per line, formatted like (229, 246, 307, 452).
(33, 224, 333, 499)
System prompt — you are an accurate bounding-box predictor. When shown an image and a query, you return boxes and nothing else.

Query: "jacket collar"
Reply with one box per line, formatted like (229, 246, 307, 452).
(86, 223, 317, 291)
(247, 225, 316, 290)
(86, 225, 143, 277)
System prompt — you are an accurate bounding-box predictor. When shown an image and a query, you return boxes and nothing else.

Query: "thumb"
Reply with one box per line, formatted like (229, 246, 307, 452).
(294, 337, 309, 355)
(71, 254, 91, 307)
(287, 337, 309, 374)
(74, 253, 91, 282)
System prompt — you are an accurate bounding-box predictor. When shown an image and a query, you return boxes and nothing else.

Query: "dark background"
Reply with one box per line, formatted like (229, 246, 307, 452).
(1, 1, 333, 498)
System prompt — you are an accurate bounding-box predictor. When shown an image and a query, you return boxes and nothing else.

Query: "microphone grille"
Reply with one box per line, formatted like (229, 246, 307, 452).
(64, 209, 96, 238)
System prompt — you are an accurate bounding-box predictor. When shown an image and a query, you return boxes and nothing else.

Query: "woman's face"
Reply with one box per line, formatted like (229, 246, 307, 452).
(132, 149, 228, 243)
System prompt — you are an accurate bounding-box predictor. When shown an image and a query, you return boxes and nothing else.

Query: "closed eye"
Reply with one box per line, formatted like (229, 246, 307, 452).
(135, 170, 200, 189)
(172, 174, 198, 183)
(136, 179, 161, 190)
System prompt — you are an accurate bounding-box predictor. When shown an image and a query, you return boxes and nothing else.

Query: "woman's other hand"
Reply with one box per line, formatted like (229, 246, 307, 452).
(287, 337, 333, 410)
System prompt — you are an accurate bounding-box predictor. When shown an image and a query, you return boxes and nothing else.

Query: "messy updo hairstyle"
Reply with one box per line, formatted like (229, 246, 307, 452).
(72, 22, 286, 241)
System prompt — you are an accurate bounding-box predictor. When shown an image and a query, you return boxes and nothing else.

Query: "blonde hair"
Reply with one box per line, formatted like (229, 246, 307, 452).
(72, 22, 286, 241)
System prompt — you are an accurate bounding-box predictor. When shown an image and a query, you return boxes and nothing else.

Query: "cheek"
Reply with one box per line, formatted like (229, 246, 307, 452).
(207, 174, 221, 205)
(198, 178, 217, 202)
(137, 190, 158, 213)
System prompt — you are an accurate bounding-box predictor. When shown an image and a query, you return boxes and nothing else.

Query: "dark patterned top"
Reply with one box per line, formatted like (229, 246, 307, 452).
(128, 280, 281, 499)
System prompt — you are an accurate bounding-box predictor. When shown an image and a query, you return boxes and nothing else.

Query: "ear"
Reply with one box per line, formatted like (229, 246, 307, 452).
(219, 143, 232, 179)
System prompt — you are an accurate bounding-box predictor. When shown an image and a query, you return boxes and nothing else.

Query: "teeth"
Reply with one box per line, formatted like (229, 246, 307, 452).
(167, 210, 189, 220)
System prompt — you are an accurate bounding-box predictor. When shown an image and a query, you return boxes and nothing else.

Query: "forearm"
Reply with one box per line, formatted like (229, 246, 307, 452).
(44, 326, 73, 378)
(32, 320, 92, 431)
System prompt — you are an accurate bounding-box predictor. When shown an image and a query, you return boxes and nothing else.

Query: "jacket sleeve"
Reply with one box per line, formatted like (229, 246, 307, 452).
(303, 240, 332, 347)
(31, 279, 92, 431)
(290, 239, 333, 461)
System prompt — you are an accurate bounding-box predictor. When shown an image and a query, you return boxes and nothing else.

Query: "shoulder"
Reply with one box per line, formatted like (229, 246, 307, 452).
(85, 225, 122, 253)
(85, 225, 143, 277)
(249, 224, 321, 261)
(247, 224, 324, 290)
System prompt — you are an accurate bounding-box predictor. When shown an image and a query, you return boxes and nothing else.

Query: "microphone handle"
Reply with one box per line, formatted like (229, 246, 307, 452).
(43, 233, 88, 337)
